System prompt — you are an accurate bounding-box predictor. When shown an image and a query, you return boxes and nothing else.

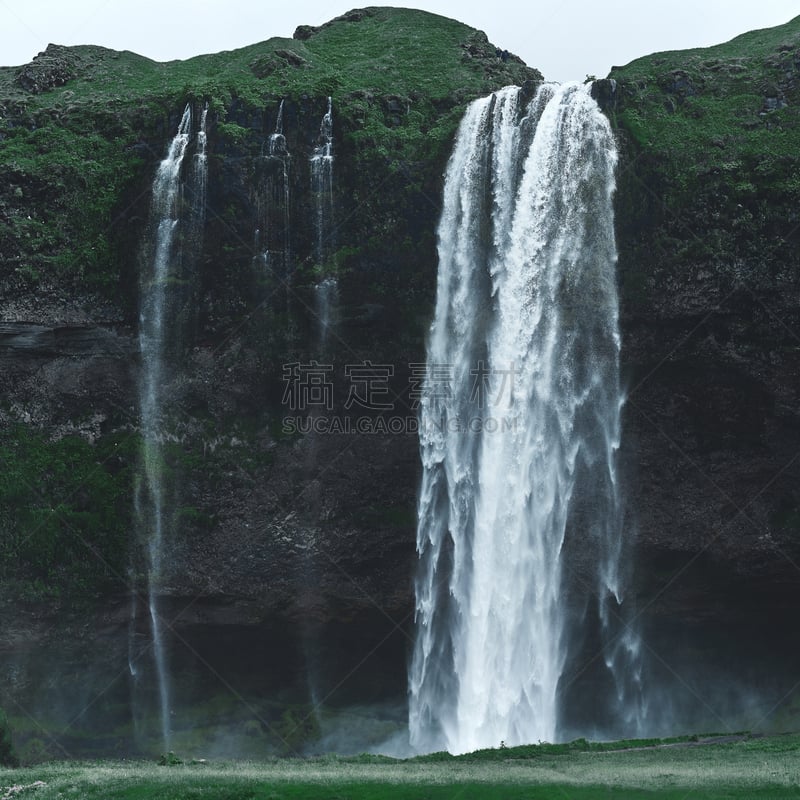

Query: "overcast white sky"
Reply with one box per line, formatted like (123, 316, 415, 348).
(0, 0, 798, 81)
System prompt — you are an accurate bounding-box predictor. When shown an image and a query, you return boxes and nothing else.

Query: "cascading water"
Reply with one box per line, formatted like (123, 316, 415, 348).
(262, 100, 291, 277)
(408, 83, 645, 755)
(314, 276, 338, 350)
(134, 102, 193, 751)
(298, 101, 337, 732)
(310, 97, 334, 265)
(191, 102, 209, 244)
(310, 98, 336, 351)
(255, 100, 291, 274)
(272, 100, 291, 271)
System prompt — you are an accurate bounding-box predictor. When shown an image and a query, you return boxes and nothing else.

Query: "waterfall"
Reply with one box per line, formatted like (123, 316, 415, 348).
(314, 276, 338, 350)
(272, 97, 285, 140)
(256, 100, 291, 273)
(191, 102, 208, 245)
(310, 97, 334, 265)
(300, 101, 337, 729)
(408, 83, 644, 755)
(269, 99, 291, 272)
(135, 102, 193, 751)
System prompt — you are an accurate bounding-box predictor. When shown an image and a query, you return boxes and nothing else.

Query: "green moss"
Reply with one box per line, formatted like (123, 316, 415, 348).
(607, 15, 800, 311)
(610, 15, 800, 181)
(0, 426, 136, 596)
(0, 708, 17, 767)
(0, 8, 539, 308)
(0, 116, 143, 299)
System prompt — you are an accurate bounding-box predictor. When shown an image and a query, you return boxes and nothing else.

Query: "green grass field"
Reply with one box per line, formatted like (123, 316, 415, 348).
(2, 734, 799, 799)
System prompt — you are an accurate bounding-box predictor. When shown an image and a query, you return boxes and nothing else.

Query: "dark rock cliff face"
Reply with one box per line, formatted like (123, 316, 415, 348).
(605, 30, 800, 585)
(597, 22, 800, 729)
(1, 8, 799, 757)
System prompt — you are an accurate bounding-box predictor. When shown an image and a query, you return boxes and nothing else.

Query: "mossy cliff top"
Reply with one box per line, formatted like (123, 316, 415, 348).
(0, 7, 537, 106)
(600, 14, 800, 313)
(608, 14, 800, 195)
(0, 7, 540, 301)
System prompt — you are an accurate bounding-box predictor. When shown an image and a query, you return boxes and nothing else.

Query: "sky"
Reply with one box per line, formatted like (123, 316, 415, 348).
(0, 0, 798, 82)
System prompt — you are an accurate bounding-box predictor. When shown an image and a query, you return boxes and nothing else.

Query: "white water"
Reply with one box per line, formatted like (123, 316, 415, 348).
(408, 83, 644, 755)
(310, 97, 334, 264)
(135, 102, 192, 751)
(191, 102, 208, 243)
(270, 100, 291, 271)
(271, 97, 285, 141)
(303, 100, 337, 717)
(256, 100, 291, 272)
(314, 276, 339, 349)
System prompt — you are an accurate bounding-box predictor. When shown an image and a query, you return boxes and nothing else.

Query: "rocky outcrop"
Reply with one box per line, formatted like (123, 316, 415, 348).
(14, 44, 79, 94)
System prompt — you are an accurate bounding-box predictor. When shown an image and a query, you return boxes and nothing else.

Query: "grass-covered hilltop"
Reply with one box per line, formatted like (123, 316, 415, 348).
(608, 15, 800, 304)
(0, 6, 537, 299)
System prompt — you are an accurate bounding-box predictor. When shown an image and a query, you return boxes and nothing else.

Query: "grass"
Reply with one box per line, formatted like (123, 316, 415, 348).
(607, 14, 800, 310)
(0, 7, 539, 304)
(1, 734, 799, 798)
(609, 14, 800, 171)
(0, 8, 536, 106)
(608, 13, 800, 200)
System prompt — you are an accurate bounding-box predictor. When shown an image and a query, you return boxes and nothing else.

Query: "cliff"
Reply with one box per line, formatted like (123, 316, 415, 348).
(600, 18, 800, 638)
(0, 7, 538, 604)
(0, 7, 799, 758)
(0, 7, 542, 757)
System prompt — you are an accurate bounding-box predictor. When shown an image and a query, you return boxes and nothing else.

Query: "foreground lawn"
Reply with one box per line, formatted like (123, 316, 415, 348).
(1, 734, 799, 799)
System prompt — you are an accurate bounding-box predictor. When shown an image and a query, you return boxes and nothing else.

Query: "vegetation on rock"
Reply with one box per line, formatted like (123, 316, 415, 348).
(608, 15, 800, 307)
(0, 426, 135, 597)
(0, 7, 539, 304)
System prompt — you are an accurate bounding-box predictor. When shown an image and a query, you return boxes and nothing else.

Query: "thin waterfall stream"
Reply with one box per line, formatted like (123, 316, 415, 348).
(310, 97, 334, 267)
(254, 99, 291, 276)
(134, 102, 201, 751)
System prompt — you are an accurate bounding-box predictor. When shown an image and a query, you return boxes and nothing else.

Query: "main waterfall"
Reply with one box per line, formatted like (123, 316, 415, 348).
(408, 83, 644, 755)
